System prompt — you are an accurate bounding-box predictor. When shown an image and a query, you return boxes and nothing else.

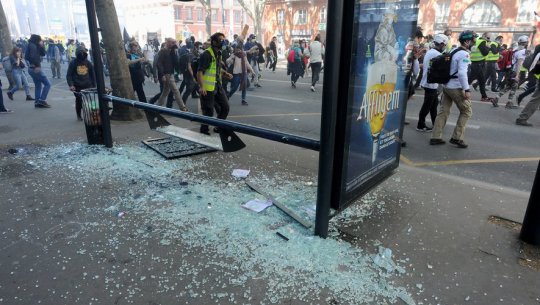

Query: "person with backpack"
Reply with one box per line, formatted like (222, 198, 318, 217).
(66, 47, 95, 121)
(177, 42, 198, 108)
(418, 34, 448, 132)
(148, 43, 174, 107)
(26, 34, 52, 108)
(496, 35, 529, 109)
(496, 44, 510, 88)
(484, 35, 501, 92)
(430, 31, 475, 149)
(469, 32, 497, 106)
(6, 47, 34, 102)
(288, 41, 304, 88)
(155, 38, 188, 111)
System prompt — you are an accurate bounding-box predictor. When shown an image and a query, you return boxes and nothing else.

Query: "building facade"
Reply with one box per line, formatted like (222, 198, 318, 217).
(262, 0, 328, 54)
(419, 0, 540, 46)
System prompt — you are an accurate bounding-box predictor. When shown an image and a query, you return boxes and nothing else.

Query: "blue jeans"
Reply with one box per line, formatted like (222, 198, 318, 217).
(228, 74, 247, 101)
(28, 67, 51, 102)
(9, 69, 31, 96)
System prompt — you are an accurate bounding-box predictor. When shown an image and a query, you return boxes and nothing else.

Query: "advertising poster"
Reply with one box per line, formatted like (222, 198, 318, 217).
(341, 0, 419, 205)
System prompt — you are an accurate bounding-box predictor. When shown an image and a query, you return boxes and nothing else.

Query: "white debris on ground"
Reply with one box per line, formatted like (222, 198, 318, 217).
(15, 142, 415, 304)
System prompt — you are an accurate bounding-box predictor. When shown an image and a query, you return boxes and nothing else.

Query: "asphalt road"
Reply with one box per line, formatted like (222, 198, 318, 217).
(7, 61, 540, 192)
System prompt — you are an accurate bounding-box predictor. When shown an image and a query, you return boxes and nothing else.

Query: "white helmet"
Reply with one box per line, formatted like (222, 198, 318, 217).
(433, 34, 449, 46)
(518, 35, 529, 44)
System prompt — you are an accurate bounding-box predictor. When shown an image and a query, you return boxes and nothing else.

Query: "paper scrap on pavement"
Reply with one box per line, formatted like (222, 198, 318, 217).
(232, 169, 250, 178)
(242, 199, 273, 213)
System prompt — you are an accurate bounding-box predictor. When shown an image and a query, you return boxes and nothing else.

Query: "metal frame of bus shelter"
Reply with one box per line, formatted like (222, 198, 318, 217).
(84, 0, 540, 242)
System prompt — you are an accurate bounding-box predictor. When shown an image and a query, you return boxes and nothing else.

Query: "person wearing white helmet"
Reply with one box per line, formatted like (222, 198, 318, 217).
(417, 33, 448, 132)
(430, 30, 475, 148)
(497, 35, 529, 109)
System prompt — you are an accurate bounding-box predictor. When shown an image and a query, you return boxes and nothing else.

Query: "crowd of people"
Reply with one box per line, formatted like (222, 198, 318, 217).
(406, 27, 540, 149)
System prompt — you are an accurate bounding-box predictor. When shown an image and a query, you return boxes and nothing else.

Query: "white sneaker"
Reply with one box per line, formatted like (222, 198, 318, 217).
(310, 86, 315, 92)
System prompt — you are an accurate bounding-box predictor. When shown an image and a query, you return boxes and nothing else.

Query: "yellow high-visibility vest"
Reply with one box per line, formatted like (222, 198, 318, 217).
(470, 38, 486, 62)
(485, 42, 499, 61)
(202, 48, 218, 92)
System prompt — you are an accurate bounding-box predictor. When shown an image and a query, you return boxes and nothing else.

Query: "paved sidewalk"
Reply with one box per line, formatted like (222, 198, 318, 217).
(1, 74, 539, 305)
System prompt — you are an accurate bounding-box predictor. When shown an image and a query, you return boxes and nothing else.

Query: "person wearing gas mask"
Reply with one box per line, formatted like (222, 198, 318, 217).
(430, 31, 475, 149)
(197, 32, 233, 135)
(66, 47, 96, 121)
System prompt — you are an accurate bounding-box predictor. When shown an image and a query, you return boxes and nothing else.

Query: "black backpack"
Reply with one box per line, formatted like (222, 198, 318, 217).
(427, 48, 462, 84)
(522, 52, 535, 70)
(178, 53, 190, 73)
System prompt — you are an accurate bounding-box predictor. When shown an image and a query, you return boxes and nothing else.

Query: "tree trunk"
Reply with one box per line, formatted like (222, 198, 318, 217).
(0, 1, 13, 57)
(205, 12, 212, 38)
(95, 0, 142, 121)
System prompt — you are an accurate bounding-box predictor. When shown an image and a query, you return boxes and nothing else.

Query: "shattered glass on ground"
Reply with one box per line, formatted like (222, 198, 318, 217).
(0, 143, 415, 304)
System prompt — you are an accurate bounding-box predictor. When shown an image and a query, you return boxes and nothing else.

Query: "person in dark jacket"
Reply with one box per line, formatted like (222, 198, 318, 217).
(25, 34, 51, 108)
(126, 41, 148, 103)
(67, 47, 96, 121)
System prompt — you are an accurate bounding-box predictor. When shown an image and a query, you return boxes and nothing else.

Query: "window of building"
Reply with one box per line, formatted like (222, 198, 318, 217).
(223, 10, 229, 23)
(277, 9, 285, 25)
(517, 0, 536, 23)
(435, 1, 450, 24)
(320, 7, 327, 23)
(174, 6, 181, 20)
(460, 0, 501, 27)
(186, 8, 193, 20)
(212, 9, 219, 22)
(197, 8, 203, 21)
(295, 9, 308, 25)
(234, 10, 242, 23)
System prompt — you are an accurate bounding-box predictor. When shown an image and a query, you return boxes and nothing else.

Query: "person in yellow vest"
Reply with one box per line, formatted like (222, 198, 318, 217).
(469, 32, 498, 106)
(444, 29, 453, 52)
(197, 32, 233, 135)
(66, 40, 76, 63)
(484, 35, 501, 92)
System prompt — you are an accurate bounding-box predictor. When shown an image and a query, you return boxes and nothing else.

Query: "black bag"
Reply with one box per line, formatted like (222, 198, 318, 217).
(178, 53, 189, 74)
(427, 48, 461, 84)
(522, 52, 535, 70)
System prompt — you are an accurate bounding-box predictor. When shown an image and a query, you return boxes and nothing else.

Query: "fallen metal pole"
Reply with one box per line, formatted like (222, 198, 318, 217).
(106, 95, 321, 151)
(520, 161, 540, 246)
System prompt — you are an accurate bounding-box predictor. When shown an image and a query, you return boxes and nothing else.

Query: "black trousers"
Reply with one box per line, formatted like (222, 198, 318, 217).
(73, 86, 85, 118)
(311, 62, 322, 86)
(181, 71, 195, 104)
(484, 61, 497, 90)
(132, 80, 147, 103)
(469, 61, 487, 98)
(418, 87, 439, 128)
(200, 85, 230, 133)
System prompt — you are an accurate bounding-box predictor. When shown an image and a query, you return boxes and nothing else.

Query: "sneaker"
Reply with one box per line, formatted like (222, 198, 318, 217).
(291, 82, 296, 88)
(200, 129, 210, 135)
(416, 126, 433, 132)
(516, 119, 533, 126)
(26, 95, 35, 101)
(7, 92, 13, 100)
(429, 138, 446, 145)
(491, 88, 499, 92)
(35, 101, 51, 108)
(0, 109, 13, 114)
(491, 97, 499, 107)
(241, 100, 248, 105)
(255, 84, 262, 88)
(310, 86, 315, 92)
(449, 138, 468, 148)
(472, 83, 478, 91)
